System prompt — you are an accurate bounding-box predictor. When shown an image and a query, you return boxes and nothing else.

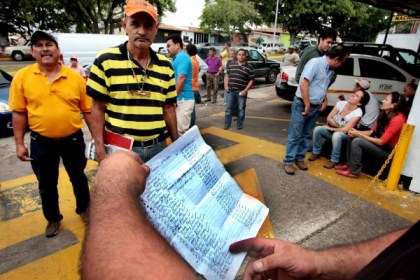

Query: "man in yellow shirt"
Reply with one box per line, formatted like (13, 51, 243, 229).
(220, 42, 231, 64)
(9, 30, 92, 238)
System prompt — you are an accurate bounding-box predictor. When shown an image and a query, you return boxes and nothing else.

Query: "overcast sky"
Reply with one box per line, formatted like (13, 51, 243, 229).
(162, 0, 205, 27)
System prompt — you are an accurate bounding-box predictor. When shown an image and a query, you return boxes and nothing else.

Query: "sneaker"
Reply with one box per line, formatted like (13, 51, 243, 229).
(237, 126, 243, 130)
(308, 153, 320, 161)
(45, 221, 60, 238)
(295, 161, 308, 170)
(284, 164, 295, 175)
(203, 98, 211, 102)
(224, 125, 230, 130)
(324, 161, 338, 169)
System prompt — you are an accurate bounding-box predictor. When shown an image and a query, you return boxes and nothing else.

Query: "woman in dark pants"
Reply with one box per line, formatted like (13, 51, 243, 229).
(336, 91, 408, 178)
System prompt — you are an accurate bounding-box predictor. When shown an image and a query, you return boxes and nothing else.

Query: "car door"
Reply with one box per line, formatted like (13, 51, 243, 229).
(358, 57, 409, 102)
(246, 49, 267, 77)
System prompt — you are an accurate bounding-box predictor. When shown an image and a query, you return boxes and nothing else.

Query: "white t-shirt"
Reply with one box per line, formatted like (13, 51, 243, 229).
(282, 53, 300, 66)
(332, 101, 363, 127)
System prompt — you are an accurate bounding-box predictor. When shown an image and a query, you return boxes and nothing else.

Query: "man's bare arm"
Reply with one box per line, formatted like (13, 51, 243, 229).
(12, 111, 29, 161)
(241, 80, 254, 95)
(176, 74, 186, 96)
(82, 112, 92, 135)
(163, 103, 178, 142)
(316, 227, 407, 279)
(90, 100, 107, 163)
(81, 151, 195, 280)
(300, 78, 311, 115)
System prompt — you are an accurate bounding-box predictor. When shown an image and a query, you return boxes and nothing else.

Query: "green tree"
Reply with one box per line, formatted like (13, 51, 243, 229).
(255, 0, 387, 44)
(0, 0, 75, 41)
(0, 0, 177, 39)
(332, 2, 389, 42)
(60, 0, 176, 34)
(58, 0, 125, 34)
(200, 0, 262, 40)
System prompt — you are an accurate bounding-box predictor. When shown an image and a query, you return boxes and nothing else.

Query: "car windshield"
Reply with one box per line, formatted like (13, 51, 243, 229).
(398, 50, 420, 65)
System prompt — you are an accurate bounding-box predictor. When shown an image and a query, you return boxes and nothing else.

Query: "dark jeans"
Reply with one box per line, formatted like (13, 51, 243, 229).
(190, 90, 201, 127)
(30, 130, 89, 222)
(225, 91, 247, 128)
(347, 137, 392, 175)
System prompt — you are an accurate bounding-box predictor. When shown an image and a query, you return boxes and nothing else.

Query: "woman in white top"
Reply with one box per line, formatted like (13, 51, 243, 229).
(309, 89, 370, 168)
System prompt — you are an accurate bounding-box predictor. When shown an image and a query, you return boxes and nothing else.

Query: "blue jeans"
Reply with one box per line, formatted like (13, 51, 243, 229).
(283, 97, 320, 164)
(225, 91, 246, 128)
(132, 140, 167, 162)
(30, 130, 89, 222)
(312, 126, 348, 163)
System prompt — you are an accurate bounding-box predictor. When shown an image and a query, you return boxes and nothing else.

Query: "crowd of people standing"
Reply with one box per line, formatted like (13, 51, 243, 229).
(7, 0, 419, 278)
(8, 0, 417, 236)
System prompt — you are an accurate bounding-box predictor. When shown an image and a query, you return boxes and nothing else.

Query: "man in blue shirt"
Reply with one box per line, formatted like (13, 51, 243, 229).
(167, 35, 195, 136)
(283, 46, 348, 175)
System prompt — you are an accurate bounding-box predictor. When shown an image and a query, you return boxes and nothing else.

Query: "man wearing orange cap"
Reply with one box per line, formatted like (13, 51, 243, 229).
(87, 0, 178, 163)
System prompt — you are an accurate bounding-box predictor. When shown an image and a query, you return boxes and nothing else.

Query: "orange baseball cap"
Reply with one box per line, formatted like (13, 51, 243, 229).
(125, 0, 157, 22)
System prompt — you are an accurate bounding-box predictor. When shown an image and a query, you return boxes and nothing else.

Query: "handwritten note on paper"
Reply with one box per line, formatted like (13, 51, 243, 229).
(140, 126, 269, 280)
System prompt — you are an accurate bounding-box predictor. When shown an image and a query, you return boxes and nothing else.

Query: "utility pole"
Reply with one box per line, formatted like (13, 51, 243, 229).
(273, 0, 280, 43)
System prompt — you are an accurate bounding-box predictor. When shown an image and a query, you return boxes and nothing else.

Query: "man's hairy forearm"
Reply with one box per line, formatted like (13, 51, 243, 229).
(300, 79, 310, 104)
(81, 152, 194, 280)
(163, 104, 178, 142)
(90, 100, 106, 146)
(176, 75, 186, 95)
(12, 111, 27, 145)
(315, 228, 407, 279)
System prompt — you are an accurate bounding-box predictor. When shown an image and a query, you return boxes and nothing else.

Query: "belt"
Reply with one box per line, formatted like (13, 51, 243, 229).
(133, 134, 167, 148)
(296, 97, 319, 107)
(207, 72, 217, 74)
(30, 130, 81, 142)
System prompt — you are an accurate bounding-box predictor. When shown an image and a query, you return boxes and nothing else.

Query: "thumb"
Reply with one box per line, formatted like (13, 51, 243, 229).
(142, 164, 151, 175)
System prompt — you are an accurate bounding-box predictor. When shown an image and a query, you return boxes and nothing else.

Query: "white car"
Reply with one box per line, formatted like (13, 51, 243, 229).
(4, 42, 32, 61)
(257, 43, 286, 53)
(275, 54, 417, 106)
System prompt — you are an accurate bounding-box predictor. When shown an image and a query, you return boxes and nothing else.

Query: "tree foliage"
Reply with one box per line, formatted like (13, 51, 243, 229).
(335, 3, 389, 42)
(59, 0, 126, 34)
(254, 0, 389, 44)
(0, 0, 75, 41)
(200, 0, 262, 40)
(60, 0, 176, 34)
(0, 0, 176, 39)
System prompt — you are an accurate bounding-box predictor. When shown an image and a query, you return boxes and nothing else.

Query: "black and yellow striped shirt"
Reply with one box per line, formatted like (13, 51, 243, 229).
(87, 42, 177, 141)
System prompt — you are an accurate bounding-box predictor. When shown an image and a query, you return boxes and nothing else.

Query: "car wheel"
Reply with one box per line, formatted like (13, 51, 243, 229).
(12, 51, 24, 61)
(266, 68, 278, 84)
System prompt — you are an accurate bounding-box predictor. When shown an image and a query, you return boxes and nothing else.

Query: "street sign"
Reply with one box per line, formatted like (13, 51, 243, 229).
(392, 15, 419, 22)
